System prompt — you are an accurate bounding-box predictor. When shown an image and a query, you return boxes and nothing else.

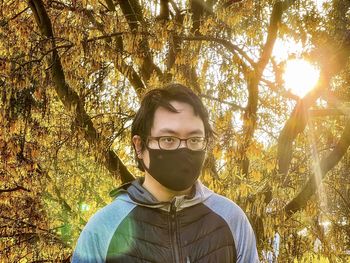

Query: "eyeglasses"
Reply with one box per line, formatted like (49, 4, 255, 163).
(147, 136, 207, 151)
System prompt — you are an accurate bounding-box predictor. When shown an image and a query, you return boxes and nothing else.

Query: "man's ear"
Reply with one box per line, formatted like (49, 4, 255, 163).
(132, 135, 143, 159)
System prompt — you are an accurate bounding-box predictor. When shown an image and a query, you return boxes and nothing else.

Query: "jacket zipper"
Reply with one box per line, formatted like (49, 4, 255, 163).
(170, 199, 181, 263)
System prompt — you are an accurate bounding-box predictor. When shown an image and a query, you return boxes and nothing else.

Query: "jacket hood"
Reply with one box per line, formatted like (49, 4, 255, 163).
(111, 177, 213, 212)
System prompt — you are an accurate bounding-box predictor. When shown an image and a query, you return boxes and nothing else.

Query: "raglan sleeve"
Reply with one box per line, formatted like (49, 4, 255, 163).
(203, 193, 260, 263)
(71, 221, 104, 263)
(235, 212, 260, 263)
(71, 196, 136, 263)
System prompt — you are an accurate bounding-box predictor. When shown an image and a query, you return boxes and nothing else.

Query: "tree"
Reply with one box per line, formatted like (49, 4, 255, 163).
(0, 0, 349, 261)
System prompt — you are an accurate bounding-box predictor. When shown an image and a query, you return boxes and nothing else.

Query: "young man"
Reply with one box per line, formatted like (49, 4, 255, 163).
(72, 84, 259, 262)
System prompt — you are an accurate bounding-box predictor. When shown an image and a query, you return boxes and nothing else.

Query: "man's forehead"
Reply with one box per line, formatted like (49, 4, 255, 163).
(151, 102, 205, 135)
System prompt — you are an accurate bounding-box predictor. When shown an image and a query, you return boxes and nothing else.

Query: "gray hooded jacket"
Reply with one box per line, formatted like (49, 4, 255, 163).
(72, 179, 259, 263)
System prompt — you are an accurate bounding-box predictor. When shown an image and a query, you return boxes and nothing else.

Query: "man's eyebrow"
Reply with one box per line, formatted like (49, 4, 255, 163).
(158, 128, 177, 134)
(187, 129, 205, 136)
(158, 128, 204, 136)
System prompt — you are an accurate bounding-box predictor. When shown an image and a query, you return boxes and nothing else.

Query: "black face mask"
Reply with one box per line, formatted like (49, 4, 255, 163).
(142, 147, 205, 191)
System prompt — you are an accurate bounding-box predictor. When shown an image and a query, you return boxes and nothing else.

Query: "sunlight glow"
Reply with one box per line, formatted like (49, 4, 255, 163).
(306, 118, 329, 234)
(81, 203, 90, 212)
(283, 59, 320, 98)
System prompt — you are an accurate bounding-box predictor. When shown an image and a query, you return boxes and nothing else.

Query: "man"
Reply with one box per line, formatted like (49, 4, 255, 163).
(72, 83, 259, 262)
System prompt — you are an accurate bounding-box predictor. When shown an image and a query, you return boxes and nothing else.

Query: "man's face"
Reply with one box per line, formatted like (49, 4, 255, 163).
(135, 100, 205, 169)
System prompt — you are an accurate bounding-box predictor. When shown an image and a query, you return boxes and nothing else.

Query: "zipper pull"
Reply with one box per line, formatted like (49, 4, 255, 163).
(170, 198, 177, 215)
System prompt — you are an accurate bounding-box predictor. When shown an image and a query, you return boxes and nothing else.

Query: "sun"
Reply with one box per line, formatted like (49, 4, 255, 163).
(283, 59, 320, 98)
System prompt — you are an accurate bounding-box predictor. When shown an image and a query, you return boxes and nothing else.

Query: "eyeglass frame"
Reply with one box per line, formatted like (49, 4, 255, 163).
(146, 136, 208, 151)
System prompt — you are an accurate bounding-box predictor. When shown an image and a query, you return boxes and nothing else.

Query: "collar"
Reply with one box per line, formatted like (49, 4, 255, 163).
(110, 177, 213, 212)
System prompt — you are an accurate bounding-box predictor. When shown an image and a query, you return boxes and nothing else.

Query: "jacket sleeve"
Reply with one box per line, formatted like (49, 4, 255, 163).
(71, 196, 136, 263)
(203, 193, 260, 263)
(235, 212, 260, 263)
(71, 227, 104, 263)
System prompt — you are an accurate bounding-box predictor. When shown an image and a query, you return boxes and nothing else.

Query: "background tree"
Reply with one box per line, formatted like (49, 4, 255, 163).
(1, 0, 350, 261)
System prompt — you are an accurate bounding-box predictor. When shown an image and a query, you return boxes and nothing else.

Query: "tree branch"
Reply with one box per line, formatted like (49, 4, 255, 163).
(28, 0, 134, 183)
(117, 0, 163, 83)
(239, 0, 297, 176)
(190, 0, 206, 36)
(277, 79, 327, 176)
(104, 0, 115, 11)
(284, 119, 350, 216)
(166, 12, 182, 73)
(50, 1, 145, 95)
(168, 0, 215, 91)
(158, 0, 169, 20)
(261, 78, 299, 101)
(0, 185, 30, 194)
(178, 35, 255, 68)
(256, 1, 295, 74)
(76, 5, 146, 97)
(0, 7, 30, 27)
(199, 94, 245, 110)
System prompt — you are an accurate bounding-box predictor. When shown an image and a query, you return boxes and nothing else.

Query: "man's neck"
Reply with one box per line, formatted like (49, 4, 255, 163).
(142, 173, 192, 202)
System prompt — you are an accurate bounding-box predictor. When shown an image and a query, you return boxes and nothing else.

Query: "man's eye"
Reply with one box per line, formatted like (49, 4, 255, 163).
(162, 137, 175, 143)
(189, 138, 201, 143)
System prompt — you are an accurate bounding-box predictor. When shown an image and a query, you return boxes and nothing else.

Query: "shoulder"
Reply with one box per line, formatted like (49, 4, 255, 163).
(84, 193, 136, 234)
(203, 191, 247, 222)
(72, 194, 137, 262)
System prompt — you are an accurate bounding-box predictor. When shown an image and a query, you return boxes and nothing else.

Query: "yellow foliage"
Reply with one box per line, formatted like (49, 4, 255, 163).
(212, 145, 222, 159)
(293, 252, 346, 263)
(251, 170, 262, 182)
(266, 160, 275, 172)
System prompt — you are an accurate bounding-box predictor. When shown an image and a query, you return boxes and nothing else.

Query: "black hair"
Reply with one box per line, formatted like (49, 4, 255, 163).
(131, 83, 214, 171)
